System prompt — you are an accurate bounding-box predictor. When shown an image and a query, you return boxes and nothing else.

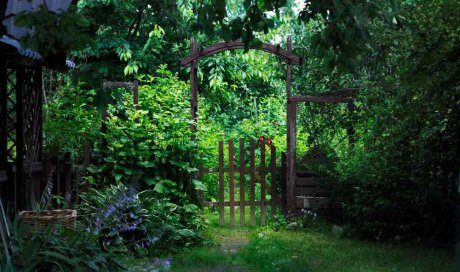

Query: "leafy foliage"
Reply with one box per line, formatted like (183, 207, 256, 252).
(15, 5, 90, 57)
(193, 0, 401, 70)
(78, 183, 204, 256)
(44, 83, 99, 160)
(1, 220, 123, 271)
(35, 0, 460, 254)
(329, 0, 460, 243)
(88, 66, 201, 200)
(73, 0, 191, 87)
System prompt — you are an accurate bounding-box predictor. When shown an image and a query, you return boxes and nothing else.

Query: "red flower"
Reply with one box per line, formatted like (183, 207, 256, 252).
(258, 136, 265, 143)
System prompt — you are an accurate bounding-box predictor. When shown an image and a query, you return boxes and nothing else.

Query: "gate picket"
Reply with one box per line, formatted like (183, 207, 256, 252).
(205, 139, 283, 227)
(260, 143, 266, 226)
(218, 141, 224, 226)
(228, 140, 235, 227)
(239, 139, 245, 226)
(250, 140, 256, 226)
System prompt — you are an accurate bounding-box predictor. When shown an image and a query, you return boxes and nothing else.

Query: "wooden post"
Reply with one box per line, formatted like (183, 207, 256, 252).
(218, 141, 224, 226)
(133, 80, 139, 110)
(281, 152, 287, 215)
(287, 103, 296, 214)
(270, 145, 277, 219)
(239, 139, 245, 226)
(0, 60, 7, 172)
(347, 100, 356, 147)
(228, 140, 235, 227)
(285, 36, 296, 214)
(15, 66, 25, 211)
(44, 154, 52, 194)
(83, 142, 91, 191)
(64, 153, 71, 206)
(250, 140, 256, 226)
(260, 142, 266, 226)
(56, 157, 61, 197)
(83, 142, 91, 168)
(101, 110, 108, 149)
(0, 61, 7, 213)
(190, 38, 198, 136)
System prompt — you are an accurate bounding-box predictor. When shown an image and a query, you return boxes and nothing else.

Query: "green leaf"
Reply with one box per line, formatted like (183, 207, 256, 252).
(177, 229, 195, 237)
(192, 180, 207, 191)
(115, 173, 123, 182)
(154, 182, 167, 193)
(39, 251, 77, 266)
(145, 178, 156, 186)
(123, 168, 133, 175)
(185, 204, 199, 213)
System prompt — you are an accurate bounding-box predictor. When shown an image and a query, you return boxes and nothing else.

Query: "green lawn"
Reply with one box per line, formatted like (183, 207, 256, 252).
(167, 211, 454, 272)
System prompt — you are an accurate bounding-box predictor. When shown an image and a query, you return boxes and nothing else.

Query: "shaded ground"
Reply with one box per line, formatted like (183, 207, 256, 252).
(127, 211, 454, 272)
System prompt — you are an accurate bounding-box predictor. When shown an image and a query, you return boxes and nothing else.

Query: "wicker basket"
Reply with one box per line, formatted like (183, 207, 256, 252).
(18, 209, 77, 230)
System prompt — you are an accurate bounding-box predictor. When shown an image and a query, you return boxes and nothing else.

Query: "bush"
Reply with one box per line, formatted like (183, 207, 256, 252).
(78, 183, 205, 255)
(88, 65, 202, 202)
(44, 82, 99, 161)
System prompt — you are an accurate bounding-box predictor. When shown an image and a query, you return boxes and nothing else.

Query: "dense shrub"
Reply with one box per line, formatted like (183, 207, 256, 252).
(75, 66, 206, 254)
(88, 65, 202, 201)
(331, 0, 460, 244)
(43, 83, 100, 161)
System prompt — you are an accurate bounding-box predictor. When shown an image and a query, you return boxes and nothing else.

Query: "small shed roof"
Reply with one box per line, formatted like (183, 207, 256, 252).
(1, 0, 75, 70)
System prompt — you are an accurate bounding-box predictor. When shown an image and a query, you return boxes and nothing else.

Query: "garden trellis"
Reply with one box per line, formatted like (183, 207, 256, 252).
(0, 0, 77, 214)
(181, 37, 357, 215)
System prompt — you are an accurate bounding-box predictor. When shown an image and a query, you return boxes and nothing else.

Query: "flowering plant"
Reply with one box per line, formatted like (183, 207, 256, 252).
(78, 184, 161, 255)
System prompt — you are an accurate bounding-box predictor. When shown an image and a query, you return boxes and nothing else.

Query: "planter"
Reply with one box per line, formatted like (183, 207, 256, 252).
(18, 209, 77, 230)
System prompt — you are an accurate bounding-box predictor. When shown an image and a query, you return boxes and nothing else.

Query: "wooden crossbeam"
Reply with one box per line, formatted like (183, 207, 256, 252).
(203, 199, 280, 207)
(289, 88, 358, 103)
(198, 166, 281, 174)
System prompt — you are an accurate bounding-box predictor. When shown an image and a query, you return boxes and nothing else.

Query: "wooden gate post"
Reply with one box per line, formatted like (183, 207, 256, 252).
(133, 80, 139, 110)
(286, 36, 296, 214)
(347, 101, 356, 147)
(190, 38, 198, 136)
(270, 145, 277, 219)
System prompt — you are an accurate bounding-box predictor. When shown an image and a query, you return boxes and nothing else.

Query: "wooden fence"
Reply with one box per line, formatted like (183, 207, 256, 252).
(0, 143, 90, 216)
(199, 138, 285, 227)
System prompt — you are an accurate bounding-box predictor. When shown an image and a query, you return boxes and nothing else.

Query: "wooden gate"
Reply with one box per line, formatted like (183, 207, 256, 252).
(199, 138, 285, 226)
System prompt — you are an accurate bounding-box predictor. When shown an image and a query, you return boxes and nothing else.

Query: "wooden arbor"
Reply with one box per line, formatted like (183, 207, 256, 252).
(0, 0, 75, 214)
(181, 37, 302, 214)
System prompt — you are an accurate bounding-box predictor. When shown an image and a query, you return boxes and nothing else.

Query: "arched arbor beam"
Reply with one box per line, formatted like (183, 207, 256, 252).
(180, 40, 302, 66)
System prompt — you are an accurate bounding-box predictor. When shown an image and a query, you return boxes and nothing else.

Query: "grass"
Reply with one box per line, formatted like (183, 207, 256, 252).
(167, 209, 454, 272)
